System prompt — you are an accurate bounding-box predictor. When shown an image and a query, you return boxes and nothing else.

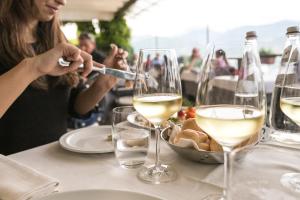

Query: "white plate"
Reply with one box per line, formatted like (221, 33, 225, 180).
(127, 113, 173, 130)
(127, 112, 154, 130)
(39, 189, 162, 200)
(59, 126, 113, 153)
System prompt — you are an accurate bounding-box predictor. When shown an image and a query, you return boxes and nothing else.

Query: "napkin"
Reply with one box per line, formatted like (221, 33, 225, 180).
(201, 143, 300, 200)
(0, 155, 59, 200)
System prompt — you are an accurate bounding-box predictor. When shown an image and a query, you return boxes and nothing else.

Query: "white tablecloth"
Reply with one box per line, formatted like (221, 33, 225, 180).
(8, 130, 300, 200)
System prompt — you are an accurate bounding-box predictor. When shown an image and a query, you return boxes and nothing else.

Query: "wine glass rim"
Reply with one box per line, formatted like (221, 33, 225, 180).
(112, 106, 135, 114)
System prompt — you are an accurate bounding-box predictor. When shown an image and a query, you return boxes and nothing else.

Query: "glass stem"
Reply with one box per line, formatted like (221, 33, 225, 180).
(154, 125, 161, 168)
(223, 147, 233, 200)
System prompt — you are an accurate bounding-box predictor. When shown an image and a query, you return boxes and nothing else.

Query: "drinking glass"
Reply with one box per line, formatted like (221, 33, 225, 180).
(279, 46, 300, 192)
(112, 106, 150, 168)
(133, 49, 182, 184)
(195, 44, 266, 199)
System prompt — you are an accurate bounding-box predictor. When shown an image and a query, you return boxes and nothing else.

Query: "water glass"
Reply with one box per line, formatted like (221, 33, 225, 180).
(112, 106, 150, 168)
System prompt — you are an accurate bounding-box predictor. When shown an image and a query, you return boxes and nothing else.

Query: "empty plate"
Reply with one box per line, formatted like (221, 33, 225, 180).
(38, 189, 162, 200)
(59, 126, 113, 153)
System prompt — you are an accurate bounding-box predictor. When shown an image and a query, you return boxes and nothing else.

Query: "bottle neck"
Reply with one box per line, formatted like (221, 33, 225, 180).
(241, 37, 261, 78)
(286, 33, 300, 46)
(277, 33, 300, 78)
(244, 37, 259, 61)
(245, 37, 258, 48)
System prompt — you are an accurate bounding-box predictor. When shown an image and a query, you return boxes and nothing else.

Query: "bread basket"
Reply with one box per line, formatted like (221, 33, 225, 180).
(161, 125, 263, 164)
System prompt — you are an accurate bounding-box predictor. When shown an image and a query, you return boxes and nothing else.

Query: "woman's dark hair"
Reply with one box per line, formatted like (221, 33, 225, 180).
(79, 32, 96, 42)
(216, 49, 225, 57)
(0, 0, 79, 89)
(215, 49, 229, 66)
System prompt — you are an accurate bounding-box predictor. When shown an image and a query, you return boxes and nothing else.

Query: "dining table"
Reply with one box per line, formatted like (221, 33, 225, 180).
(8, 127, 300, 200)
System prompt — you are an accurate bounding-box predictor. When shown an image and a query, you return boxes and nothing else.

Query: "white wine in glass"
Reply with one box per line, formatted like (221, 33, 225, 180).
(280, 97, 300, 126)
(133, 49, 182, 184)
(196, 32, 266, 200)
(196, 105, 264, 147)
(133, 94, 182, 125)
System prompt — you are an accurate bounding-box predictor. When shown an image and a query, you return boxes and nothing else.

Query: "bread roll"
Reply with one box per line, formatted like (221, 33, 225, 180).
(198, 142, 210, 151)
(195, 130, 209, 143)
(181, 118, 202, 132)
(173, 129, 199, 144)
(210, 139, 223, 152)
(173, 129, 209, 151)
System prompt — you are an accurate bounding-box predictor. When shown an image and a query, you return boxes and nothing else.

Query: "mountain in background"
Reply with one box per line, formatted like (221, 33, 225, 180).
(131, 20, 300, 57)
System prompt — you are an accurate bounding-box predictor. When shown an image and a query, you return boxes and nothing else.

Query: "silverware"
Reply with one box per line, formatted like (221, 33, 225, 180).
(58, 58, 136, 80)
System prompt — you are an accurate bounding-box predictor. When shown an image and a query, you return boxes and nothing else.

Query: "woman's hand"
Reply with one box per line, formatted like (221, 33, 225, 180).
(73, 44, 129, 115)
(102, 44, 128, 70)
(91, 44, 129, 88)
(29, 43, 93, 79)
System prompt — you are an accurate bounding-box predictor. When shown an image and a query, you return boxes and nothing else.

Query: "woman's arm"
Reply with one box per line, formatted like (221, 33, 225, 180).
(73, 75, 117, 115)
(0, 43, 92, 118)
(73, 45, 128, 115)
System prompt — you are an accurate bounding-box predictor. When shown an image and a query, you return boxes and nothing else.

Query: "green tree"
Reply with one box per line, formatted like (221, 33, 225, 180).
(67, 15, 133, 57)
(76, 21, 96, 35)
(97, 15, 133, 56)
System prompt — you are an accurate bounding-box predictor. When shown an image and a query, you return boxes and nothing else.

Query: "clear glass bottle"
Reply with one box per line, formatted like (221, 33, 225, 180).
(235, 31, 266, 121)
(269, 26, 300, 143)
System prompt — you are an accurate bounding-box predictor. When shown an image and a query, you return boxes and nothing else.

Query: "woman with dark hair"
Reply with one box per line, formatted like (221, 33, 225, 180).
(215, 49, 229, 67)
(0, 0, 127, 155)
(214, 49, 235, 76)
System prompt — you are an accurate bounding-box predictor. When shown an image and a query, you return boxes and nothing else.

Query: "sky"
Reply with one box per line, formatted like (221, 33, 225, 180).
(126, 0, 300, 37)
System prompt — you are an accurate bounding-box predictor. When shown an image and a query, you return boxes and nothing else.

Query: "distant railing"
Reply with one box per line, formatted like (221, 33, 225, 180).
(228, 54, 282, 68)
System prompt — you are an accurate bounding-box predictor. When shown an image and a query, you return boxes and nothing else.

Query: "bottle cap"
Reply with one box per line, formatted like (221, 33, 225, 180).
(246, 31, 257, 39)
(286, 26, 300, 34)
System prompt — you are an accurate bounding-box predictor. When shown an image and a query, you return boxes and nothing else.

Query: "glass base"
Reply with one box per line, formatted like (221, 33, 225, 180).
(280, 173, 300, 193)
(120, 161, 145, 169)
(201, 194, 224, 200)
(137, 164, 177, 184)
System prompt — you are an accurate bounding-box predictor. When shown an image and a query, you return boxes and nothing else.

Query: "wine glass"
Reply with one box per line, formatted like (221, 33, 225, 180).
(196, 43, 266, 199)
(279, 45, 300, 192)
(269, 27, 300, 142)
(133, 49, 182, 184)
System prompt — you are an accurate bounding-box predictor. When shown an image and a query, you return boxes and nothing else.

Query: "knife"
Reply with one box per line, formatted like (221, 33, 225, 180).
(58, 58, 137, 81)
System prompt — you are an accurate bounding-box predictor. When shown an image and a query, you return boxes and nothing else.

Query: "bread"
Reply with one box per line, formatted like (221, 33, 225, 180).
(209, 139, 223, 152)
(198, 142, 210, 151)
(181, 118, 202, 132)
(173, 129, 209, 151)
(172, 116, 259, 152)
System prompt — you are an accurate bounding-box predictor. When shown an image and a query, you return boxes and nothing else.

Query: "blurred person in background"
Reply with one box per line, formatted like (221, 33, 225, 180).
(144, 54, 152, 72)
(78, 32, 106, 63)
(213, 49, 236, 76)
(0, 0, 128, 155)
(177, 56, 185, 68)
(152, 53, 162, 66)
(128, 53, 138, 71)
(184, 47, 202, 71)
